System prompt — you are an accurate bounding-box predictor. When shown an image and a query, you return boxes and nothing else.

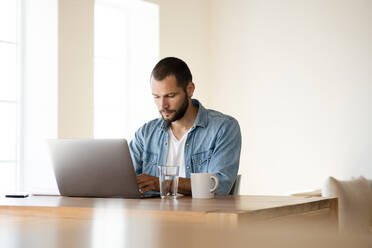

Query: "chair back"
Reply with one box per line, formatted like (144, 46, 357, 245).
(322, 176, 372, 233)
(229, 174, 241, 195)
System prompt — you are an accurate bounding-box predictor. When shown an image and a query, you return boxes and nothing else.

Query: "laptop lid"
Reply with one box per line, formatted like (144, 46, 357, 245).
(48, 139, 147, 198)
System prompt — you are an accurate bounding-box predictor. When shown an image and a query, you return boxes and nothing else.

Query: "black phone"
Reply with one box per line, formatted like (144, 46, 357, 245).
(5, 193, 29, 198)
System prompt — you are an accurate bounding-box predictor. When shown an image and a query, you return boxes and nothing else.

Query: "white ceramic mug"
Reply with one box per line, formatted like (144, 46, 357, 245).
(191, 173, 219, 199)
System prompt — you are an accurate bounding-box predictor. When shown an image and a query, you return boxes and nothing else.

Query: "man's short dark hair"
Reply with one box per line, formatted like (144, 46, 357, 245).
(151, 57, 192, 89)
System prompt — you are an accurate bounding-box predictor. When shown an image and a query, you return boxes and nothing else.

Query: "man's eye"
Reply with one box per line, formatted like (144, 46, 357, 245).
(167, 94, 175, 98)
(153, 96, 159, 99)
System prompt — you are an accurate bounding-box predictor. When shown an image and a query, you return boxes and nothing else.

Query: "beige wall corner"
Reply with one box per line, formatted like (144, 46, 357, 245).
(58, 0, 94, 138)
(145, 0, 211, 104)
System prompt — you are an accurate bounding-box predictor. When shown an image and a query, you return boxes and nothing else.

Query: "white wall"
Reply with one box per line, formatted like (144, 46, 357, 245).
(209, 0, 372, 194)
(147, 0, 372, 195)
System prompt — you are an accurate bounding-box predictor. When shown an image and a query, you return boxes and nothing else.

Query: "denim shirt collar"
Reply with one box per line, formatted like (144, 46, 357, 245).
(160, 99, 208, 131)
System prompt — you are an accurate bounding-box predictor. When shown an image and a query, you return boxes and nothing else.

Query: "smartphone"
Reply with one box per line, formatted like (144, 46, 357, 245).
(5, 193, 29, 198)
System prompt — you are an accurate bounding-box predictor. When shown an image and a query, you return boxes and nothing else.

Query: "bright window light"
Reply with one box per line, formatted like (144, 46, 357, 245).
(0, 43, 17, 101)
(22, 0, 58, 194)
(94, 0, 159, 140)
(0, 103, 16, 162)
(0, 0, 19, 194)
(0, 0, 17, 42)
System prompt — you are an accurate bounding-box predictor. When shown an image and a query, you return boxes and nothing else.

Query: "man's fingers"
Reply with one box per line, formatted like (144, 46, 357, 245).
(136, 174, 155, 183)
(137, 176, 152, 187)
(136, 174, 148, 184)
(138, 180, 154, 189)
(136, 174, 160, 193)
(139, 185, 154, 194)
(138, 181, 156, 194)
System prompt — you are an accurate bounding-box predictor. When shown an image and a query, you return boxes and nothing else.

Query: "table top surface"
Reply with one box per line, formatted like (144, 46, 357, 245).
(0, 195, 348, 248)
(0, 194, 335, 215)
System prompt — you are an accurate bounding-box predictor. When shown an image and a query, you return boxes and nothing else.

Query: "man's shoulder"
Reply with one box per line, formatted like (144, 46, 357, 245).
(203, 108, 241, 141)
(205, 108, 239, 126)
(192, 99, 239, 128)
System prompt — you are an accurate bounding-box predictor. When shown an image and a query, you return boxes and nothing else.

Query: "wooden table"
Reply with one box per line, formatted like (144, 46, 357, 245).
(0, 195, 341, 248)
(0, 195, 337, 225)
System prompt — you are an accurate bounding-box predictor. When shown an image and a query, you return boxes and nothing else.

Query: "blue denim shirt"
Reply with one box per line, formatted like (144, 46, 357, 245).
(129, 99, 242, 195)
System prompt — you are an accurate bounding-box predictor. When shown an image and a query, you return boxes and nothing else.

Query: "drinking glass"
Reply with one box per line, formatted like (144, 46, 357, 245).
(158, 165, 179, 199)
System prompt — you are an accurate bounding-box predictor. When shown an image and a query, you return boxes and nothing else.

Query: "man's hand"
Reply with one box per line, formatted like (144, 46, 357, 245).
(136, 174, 160, 194)
(178, 177, 191, 195)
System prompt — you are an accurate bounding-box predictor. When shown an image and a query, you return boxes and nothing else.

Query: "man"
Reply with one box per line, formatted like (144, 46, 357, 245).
(129, 57, 241, 195)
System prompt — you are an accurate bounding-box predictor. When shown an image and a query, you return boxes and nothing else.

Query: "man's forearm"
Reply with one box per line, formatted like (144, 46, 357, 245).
(178, 177, 191, 195)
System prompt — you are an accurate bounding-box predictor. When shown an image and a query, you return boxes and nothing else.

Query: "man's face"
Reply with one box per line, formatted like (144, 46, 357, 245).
(151, 75, 189, 123)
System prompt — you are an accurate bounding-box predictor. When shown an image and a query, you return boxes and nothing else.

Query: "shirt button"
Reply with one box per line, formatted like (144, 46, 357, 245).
(165, 142, 168, 146)
(186, 166, 190, 169)
(186, 143, 190, 146)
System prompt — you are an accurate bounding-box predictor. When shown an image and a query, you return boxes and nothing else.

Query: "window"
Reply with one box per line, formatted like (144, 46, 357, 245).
(94, 0, 159, 140)
(0, 0, 157, 194)
(21, 0, 58, 193)
(0, 0, 58, 194)
(0, 0, 19, 193)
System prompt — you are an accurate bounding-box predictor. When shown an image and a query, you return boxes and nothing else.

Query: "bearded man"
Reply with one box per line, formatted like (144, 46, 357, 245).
(129, 57, 241, 195)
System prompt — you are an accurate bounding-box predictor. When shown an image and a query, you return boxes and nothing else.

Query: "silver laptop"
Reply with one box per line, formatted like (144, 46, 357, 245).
(48, 139, 159, 198)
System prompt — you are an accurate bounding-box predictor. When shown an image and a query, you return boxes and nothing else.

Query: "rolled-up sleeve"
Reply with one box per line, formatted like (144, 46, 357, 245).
(209, 118, 242, 195)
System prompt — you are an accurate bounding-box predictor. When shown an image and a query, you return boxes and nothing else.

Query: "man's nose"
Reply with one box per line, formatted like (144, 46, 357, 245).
(160, 98, 169, 109)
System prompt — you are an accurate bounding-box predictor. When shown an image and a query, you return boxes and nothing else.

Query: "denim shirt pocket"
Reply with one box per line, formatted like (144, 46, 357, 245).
(142, 151, 158, 175)
(191, 149, 213, 173)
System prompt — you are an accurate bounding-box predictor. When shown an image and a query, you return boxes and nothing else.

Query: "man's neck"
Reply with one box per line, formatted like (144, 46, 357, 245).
(170, 100, 198, 138)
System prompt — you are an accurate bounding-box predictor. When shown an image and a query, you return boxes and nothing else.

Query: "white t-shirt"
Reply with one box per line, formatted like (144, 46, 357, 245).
(165, 128, 190, 178)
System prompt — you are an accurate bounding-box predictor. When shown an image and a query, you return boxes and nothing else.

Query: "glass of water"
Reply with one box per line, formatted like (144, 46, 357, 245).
(158, 165, 179, 199)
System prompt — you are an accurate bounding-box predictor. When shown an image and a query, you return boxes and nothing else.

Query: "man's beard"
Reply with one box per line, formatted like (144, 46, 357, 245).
(160, 96, 189, 123)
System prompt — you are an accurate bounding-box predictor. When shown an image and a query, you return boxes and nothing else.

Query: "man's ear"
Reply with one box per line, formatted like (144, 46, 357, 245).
(186, 82, 195, 98)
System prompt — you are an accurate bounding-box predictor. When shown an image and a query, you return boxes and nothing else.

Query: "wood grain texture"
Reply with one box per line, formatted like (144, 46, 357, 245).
(0, 195, 337, 226)
(0, 195, 352, 248)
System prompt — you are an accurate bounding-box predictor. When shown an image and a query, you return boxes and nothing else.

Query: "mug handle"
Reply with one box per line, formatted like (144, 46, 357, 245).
(209, 175, 219, 193)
